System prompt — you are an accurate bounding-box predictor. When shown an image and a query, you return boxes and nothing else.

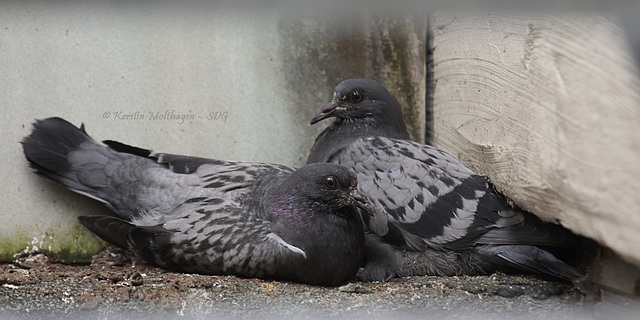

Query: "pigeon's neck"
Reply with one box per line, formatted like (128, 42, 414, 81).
(340, 115, 410, 139)
(307, 117, 409, 164)
(268, 189, 360, 235)
(269, 191, 312, 228)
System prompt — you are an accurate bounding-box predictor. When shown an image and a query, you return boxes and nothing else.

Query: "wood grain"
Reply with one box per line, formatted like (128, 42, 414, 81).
(431, 13, 640, 267)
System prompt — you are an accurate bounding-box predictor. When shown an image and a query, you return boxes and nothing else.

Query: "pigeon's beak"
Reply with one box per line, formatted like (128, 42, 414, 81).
(351, 189, 366, 205)
(350, 190, 374, 216)
(309, 102, 340, 125)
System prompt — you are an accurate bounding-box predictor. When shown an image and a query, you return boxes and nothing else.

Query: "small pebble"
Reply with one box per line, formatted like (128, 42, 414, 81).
(339, 283, 372, 294)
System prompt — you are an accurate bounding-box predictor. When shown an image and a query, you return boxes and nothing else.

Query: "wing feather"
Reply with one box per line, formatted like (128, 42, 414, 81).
(331, 136, 573, 250)
(84, 199, 307, 278)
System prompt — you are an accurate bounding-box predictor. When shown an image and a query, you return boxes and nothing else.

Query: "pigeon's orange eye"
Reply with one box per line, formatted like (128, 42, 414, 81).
(350, 90, 364, 103)
(324, 176, 339, 189)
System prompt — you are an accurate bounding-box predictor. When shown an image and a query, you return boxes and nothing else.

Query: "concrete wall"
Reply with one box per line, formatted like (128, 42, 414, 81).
(0, 3, 426, 261)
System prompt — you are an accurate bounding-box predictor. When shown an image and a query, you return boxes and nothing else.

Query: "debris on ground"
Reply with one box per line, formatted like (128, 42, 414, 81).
(1, 247, 594, 319)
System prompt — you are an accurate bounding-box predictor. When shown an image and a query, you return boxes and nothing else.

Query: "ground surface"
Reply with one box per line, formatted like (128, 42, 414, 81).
(0, 247, 596, 320)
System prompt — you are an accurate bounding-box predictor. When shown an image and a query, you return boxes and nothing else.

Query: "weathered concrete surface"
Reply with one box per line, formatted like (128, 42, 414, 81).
(0, 276, 591, 320)
(431, 13, 640, 268)
(1, 3, 425, 261)
(0, 249, 593, 320)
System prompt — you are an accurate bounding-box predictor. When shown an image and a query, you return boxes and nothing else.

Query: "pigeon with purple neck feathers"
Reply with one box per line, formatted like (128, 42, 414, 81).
(22, 117, 370, 286)
(308, 79, 583, 282)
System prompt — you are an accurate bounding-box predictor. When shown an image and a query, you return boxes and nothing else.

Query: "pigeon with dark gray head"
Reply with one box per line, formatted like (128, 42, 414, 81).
(22, 117, 369, 286)
(308, 79, 583, 282)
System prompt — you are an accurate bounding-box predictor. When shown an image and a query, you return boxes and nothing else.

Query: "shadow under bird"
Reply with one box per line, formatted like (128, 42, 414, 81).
(22, 117, 370, 286)
(307, 78, 584, 282)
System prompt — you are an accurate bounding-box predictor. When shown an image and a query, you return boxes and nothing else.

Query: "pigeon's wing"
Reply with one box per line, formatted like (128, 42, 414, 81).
(80, 199, 307, 279)
(88, 138, 294, 218)
(107, 140, 288, 179)
(119, 154, 296, 226)
(104, 140, 227, 173)
(331, 136, 569, 251)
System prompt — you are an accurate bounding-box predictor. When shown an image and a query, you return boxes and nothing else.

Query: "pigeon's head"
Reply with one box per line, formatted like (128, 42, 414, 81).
(275, 163, 369, 218)
(296, 163, 365, 210)
(309, 79, 408, 138)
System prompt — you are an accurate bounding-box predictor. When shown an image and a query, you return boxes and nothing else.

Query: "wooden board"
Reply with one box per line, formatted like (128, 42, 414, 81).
(431, 13, 640, 268)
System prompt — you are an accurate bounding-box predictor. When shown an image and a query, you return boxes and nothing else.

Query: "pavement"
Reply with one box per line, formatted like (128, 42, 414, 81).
(0, 247, 607, 320)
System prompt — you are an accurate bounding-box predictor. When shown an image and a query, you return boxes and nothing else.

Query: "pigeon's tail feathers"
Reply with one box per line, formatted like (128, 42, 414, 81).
(22, 117, 92, 174)
(78, 215, 133, 249)
(480, 245, 584, 280)
(79, 215, 170, 266)
(22, 118, 109, 203)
